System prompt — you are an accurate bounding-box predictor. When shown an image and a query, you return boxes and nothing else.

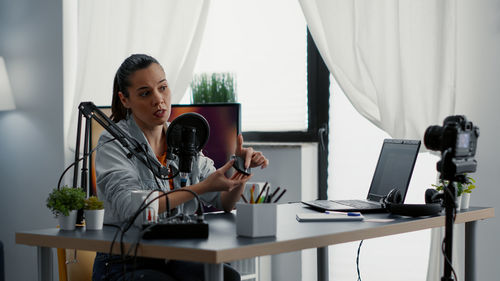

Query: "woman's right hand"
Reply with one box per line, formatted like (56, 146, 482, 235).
(201, 160, 251, 193)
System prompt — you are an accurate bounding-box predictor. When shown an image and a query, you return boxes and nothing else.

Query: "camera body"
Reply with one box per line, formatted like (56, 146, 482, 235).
(424, 115, 479, 179)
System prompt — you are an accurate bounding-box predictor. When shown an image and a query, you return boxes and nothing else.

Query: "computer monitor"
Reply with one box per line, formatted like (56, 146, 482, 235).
(89, 103, 241, 196)
(168, 103, 241, 169)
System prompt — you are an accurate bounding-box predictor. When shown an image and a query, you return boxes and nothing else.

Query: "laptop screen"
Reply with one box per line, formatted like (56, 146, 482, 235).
(366, 139, 421, 202)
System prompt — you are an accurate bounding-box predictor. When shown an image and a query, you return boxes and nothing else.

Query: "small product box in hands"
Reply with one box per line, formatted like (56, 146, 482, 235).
(236, 202, 277, 238)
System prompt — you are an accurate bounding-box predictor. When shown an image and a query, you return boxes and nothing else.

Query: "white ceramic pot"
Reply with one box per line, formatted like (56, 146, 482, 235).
(84, 209, 105, 230)
(461, 193, 471, 210)
(58, 210, 77, 230)
(455, 195, 462, 210)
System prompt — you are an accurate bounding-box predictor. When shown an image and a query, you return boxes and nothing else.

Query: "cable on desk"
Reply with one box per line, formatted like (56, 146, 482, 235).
(356, 240, 364, 281)
(103, 221, 129, 281)
(138, 142, 177, 218)
(127, 224, 157, 281)
(104, 188, 205, 281)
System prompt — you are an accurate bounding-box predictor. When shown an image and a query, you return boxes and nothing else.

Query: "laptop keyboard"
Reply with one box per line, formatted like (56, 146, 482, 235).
(302, 199, 385, 212)
(333, 200, 381, 209)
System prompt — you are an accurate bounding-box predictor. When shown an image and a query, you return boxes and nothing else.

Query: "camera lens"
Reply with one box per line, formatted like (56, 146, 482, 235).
(424, 125, 443, 151)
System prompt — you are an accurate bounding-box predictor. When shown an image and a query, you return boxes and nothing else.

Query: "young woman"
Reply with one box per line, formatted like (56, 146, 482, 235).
(92, 54, 268, 281)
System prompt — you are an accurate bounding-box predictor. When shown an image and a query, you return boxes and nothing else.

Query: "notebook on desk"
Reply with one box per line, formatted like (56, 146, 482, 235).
(302, 139, 421, 213)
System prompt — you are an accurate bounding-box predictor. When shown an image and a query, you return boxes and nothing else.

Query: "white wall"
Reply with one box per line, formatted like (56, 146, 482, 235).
(0, 0, 64, 280)
(456, 1, 500, 279)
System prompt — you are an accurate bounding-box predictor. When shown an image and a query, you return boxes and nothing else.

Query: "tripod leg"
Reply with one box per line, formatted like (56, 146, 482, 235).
(465, 221, 477, 281)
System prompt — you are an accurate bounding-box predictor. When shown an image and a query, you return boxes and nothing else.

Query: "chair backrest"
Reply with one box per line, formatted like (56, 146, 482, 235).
(57, 249, 95, 281)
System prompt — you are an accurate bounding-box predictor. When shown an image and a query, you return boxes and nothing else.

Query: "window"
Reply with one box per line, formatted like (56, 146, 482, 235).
(181, 0, 309, 133)
(183, 0, 331, 199)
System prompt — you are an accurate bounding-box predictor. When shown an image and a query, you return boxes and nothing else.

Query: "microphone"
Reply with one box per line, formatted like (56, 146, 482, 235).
(179, 126, 197, 173)
(166, 112, 210, 185)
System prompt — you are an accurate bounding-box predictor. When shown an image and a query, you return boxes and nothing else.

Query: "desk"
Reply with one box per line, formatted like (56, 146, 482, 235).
(16, 204, 494, 281)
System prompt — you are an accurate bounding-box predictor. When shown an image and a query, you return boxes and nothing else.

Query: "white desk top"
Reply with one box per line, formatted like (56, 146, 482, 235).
(16, 204, 494, 263)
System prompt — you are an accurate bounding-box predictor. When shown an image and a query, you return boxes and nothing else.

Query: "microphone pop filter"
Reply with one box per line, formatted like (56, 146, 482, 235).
(166, 112, 210, 157)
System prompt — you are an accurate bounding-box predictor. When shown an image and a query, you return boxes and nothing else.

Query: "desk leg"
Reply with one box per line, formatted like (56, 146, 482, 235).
(204, 263, 223, 281)
(317, 247, 329, 281)
(465, 221, 476, 281)
(37, 246, 53, 281)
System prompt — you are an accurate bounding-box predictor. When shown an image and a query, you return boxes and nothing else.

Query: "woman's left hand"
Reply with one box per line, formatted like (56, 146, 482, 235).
(235, 134, 269, 170)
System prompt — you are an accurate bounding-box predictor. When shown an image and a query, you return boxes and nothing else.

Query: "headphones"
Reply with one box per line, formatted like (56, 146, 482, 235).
(381, 188, 443, 217)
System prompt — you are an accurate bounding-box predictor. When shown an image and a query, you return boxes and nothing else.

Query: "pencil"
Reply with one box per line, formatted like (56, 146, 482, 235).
(272, 189, 287, 203)
(268, 187, 280, 203)
(255, 182, 268, 204)
(250, 184, 255, 203)
(240, 194, 248, 203)
(263, 183, 271, 203)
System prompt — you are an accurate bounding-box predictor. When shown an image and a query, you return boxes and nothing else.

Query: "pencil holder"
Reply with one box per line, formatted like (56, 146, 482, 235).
(242, 182, 267, 203)
(236, 202, 277, 238)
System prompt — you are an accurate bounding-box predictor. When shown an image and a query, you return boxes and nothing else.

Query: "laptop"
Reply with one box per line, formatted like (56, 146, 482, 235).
(302, 139, 421, 213)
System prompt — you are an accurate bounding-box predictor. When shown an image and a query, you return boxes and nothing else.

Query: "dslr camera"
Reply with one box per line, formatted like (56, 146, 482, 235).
(424, 115, 479, 180)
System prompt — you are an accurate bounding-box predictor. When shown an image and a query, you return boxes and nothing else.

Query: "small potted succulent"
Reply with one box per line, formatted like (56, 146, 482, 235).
(84, 196, 105, 230)
(46, 186, 85, 230)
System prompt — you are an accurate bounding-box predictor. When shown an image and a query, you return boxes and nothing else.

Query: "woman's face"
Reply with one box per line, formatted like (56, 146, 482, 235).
(118, 63, 171, 131)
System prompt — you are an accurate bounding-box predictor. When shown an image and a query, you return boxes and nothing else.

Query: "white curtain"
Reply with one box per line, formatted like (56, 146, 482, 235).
(299, 0, 460, 280)
(64, 0, 210, 152)
(299, 0, 457, 140)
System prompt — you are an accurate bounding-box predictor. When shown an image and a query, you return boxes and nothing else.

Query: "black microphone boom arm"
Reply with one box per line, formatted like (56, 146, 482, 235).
(78, 102, 170, 179)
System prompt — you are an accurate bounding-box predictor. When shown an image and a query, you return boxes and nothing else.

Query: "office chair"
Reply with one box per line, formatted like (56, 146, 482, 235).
(57, 249, 95, 281)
